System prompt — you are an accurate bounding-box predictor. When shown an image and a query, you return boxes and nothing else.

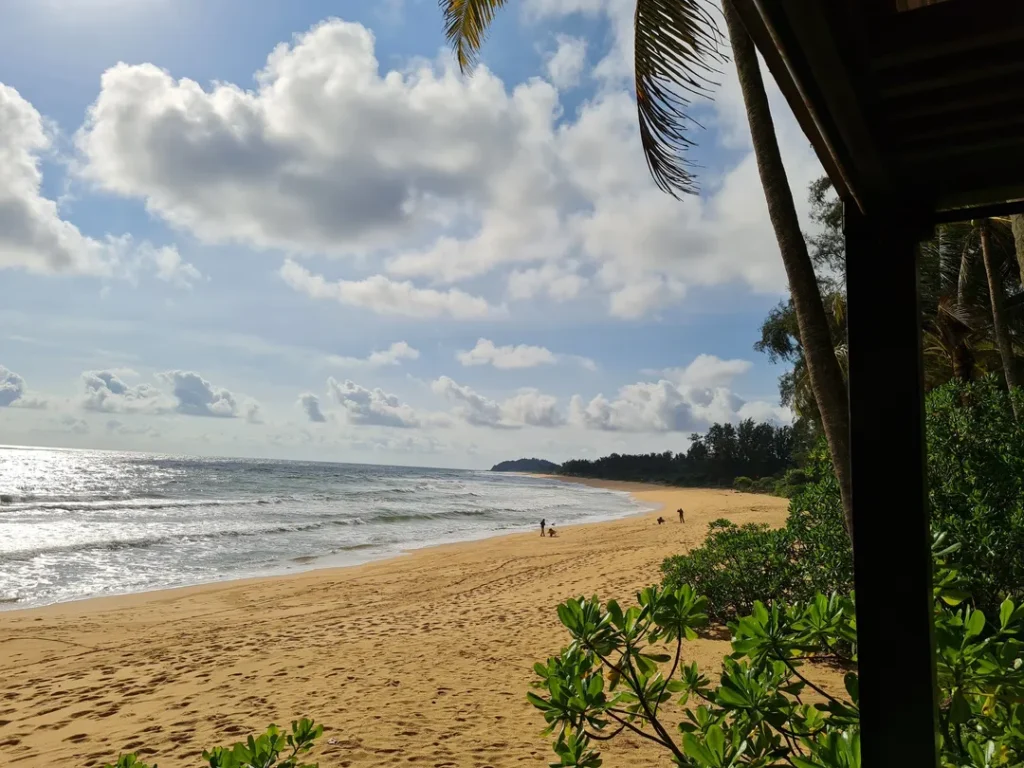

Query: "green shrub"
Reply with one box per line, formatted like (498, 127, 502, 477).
(667, 377, 1024, 620)
(661, 519, 800, 621)
(732, 476, 753, 491)
(103, 719, 323, 768)
(926, 377, 1024, 616)
(530, 538, 1024, 768)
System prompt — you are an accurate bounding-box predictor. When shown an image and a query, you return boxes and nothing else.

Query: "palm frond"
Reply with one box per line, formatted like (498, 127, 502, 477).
(441, 0, 511, 72)
(635, 0, 725, 196)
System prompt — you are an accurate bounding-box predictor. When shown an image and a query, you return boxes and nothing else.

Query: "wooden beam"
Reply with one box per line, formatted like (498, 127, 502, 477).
(729, 0, 859, 207)
(845, 204, 938, 768)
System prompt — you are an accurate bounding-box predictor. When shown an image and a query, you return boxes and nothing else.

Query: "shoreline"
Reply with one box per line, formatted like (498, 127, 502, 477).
(0, 482, 794, 766)
(0, 475, 655, 616)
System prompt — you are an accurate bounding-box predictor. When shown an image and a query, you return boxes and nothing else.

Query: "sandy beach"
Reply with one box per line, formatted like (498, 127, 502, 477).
(0, 482, 797, 767)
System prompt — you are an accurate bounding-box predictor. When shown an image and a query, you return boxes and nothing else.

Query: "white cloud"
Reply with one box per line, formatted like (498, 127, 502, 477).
(456, 338, 556, 369)
(567, 354, 789, 432)
(280, 260, 494, 319)
(71, 16, 822, 321)
(431, 376, 504, 427)
(327, 377, 420, 428)
(455, 338, 595, 371)
(0, 365, 26, 406)
(81, 370, 169, 414)
(0, 84, 115, 276)
(158, 370, 246, 418)
(0, 83, 195, 285)
(431, 375, 564, 428)
(148, 244, 203, 288)
(607, 276, 687, 319)
(328, 341, 420, 368)
(507, 262, 587, 302)
(650, 354, 754, 389)
(545, 35, 587, 89)
(501, 388, 565, 427)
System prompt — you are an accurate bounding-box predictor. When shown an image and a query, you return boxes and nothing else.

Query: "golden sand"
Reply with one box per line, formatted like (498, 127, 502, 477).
(0, 482, 794, 767)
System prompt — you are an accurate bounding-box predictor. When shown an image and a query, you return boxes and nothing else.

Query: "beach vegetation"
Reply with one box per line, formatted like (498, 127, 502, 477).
(559, 420, 803, 490)
(663, 376, 1024, 622)
(102, 719, 323, 768)
(530, 542, 1024, 767)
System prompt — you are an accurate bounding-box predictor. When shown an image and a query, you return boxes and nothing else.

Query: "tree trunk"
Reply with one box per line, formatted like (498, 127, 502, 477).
(722, 1, 854, 537)
(979, 219, 1020, 416)
(1011, 214, 1024, 281)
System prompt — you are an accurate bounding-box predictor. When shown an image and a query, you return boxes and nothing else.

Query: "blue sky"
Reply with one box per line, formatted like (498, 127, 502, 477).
(0, 0, 823, 467)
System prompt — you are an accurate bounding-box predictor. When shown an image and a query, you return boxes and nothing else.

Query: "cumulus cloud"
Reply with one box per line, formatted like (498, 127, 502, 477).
(545, 35, 587, 89)
(0, 365, 46, 408)
(71, 16, 822, 320)
(569, 373, 790, 433)
(507, 262, 587, 302)
(0, 84, 196, 285)
(328, 341, 419, 368)
(431, 376, 505, 427)
(455, 338, 594, 371)
(0, 84, 115, 275)
(157, 370, 242, 418)
(298, 392, 327, 423)
(327, 377, 420, 428)
(0, 366, 26, 406)
(501, 389, 565, 427)
(431, 376, 564, 428)
(81, 370, 169, 414)
(280, 260, 494, 319)
(456, 338, 557, 369)
(147, 244, 203, 288)
(650, 354, 754, 389)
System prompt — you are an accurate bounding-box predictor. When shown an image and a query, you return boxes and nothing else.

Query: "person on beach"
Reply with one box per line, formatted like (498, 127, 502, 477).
(541, 518, 546, 536)
(678, 508, 685, 523)
(548, 526, 557, 537)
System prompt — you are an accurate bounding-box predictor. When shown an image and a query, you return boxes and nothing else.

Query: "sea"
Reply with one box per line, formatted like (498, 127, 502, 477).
(0, 446, 647, 610)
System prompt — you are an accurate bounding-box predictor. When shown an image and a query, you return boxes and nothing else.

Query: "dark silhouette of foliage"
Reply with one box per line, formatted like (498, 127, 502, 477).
(559, 419, 800, 488)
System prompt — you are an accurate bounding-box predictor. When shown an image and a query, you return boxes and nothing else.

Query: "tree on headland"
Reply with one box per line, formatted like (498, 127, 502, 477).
(439, 0, 856, 537)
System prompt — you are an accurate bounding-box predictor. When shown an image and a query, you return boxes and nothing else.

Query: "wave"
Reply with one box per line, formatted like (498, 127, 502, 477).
(0, 497, 285, 513)
(0, 517, 368, 561)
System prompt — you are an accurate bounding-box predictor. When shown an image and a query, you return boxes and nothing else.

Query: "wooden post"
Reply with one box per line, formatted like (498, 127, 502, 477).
(845, 204, 938, 766)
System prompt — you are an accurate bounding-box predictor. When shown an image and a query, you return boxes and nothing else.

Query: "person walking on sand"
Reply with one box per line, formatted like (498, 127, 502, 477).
(540, 519, 546, 537)
(678, 508, 685, 524)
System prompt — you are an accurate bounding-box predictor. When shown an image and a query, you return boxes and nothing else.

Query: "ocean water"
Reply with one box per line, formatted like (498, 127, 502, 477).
(0, 446, 646, 609)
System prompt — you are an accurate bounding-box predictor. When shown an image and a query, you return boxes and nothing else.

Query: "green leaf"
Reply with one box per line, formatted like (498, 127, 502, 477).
(966, 609, 986, 639)
(1001, 599, 1014, 630)
(682, 732, 717, 766)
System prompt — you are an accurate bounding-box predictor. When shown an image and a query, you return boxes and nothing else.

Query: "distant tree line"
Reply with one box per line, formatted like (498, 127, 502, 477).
(558, 419, 802, 487)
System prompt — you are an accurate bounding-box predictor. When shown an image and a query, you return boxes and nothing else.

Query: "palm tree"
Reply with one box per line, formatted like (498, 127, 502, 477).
(920, 220, 1024, 396)
(979, 219, 1021, 417)
(440, 0, 856, 534)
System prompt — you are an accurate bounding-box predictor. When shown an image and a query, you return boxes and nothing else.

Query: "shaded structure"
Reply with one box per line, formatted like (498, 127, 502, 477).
(731, 0, 1024, 763)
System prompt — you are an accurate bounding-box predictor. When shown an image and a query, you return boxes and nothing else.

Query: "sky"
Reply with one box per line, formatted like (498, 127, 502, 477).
(0, 0, 825, 468)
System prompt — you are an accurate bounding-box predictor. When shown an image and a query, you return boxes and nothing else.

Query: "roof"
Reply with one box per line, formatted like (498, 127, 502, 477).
(734, 0, 1024, 222)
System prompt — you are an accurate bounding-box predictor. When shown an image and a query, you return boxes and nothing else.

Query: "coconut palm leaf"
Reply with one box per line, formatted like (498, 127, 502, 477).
(441, 0, 511, 71)
(439, 0, 725, 196)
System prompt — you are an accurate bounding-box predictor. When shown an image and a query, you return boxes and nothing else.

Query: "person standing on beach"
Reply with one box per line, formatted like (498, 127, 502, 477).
(541, 519, 546, 536)
(678, 508, 685, 523)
